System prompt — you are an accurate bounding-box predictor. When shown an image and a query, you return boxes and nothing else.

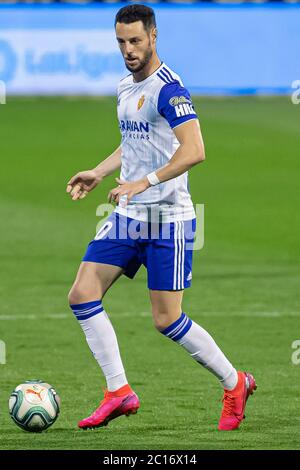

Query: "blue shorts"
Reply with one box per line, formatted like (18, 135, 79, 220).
(83, 212, 196, 291)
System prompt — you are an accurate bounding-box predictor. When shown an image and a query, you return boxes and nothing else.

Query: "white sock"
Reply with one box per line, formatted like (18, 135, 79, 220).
(161, 312, 238, 390)
(70, 300, 128, 391)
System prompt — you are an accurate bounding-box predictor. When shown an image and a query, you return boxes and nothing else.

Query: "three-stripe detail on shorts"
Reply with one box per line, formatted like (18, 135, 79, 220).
(173, 221, 185, 290)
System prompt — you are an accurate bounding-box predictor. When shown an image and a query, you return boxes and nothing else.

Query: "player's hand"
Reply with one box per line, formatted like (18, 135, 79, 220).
(108, 177, 150, 206)
(66, 170, 102, 201)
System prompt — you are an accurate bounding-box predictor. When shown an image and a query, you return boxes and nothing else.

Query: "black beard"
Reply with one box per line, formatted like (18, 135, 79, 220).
(125, 48, 153, 74)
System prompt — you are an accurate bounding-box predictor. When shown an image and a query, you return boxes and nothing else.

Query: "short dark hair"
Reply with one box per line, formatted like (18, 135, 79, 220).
(115, 4, 156, 31)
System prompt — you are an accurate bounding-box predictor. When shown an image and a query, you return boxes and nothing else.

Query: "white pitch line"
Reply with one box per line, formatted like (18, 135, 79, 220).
(0, 313, 69, 321)
(117, 311, 299, 318)
(0, 311, 299, 320)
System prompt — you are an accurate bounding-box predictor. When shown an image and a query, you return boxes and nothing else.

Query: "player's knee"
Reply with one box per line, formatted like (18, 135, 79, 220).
(68, 275, 104, 306)
(68, 284, 89, 306)
(152, 311, 174, 331)
(68, 285, 80, 306)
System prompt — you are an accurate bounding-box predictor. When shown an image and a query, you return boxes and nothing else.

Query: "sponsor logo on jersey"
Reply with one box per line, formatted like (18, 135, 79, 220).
(119, 119, 150, 140)
(169, 95, 191, 107)
(137, 94, 145, 110)
(119, 120, 149, 133)
(174, 103, 195, 118)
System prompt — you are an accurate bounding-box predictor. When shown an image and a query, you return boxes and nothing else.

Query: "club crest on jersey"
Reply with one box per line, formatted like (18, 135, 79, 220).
(137, 95, 145, 111)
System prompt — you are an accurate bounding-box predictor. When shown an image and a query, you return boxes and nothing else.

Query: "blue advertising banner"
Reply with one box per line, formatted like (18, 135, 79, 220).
(0, 4, 298, 95)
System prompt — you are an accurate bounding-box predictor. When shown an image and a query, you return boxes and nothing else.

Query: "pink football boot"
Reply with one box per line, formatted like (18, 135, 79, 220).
(78, 385, 140, 430)
(218, 371, 257, 431)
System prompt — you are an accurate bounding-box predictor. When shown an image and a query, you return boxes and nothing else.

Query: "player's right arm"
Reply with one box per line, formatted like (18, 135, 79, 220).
(66, 146, 122, 201)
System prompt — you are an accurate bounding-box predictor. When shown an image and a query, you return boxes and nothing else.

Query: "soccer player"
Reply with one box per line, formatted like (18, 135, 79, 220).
(66, 4, 256, 431)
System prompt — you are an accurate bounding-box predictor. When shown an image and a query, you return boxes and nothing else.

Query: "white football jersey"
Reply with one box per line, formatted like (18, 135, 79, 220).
(116, 62, 198, 222)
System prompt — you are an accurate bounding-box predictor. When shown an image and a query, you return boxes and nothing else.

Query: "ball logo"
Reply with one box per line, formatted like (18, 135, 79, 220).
(137, 94, 145, 111)
(25, 385, 45, 404)
(169, 95, 190, 107)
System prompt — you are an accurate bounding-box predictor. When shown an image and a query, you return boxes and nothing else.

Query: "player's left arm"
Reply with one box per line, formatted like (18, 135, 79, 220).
(154, 118, 205, 182)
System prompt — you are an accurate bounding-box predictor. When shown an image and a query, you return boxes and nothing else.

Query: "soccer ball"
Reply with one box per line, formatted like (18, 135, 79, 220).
(9, 380, 61, 432)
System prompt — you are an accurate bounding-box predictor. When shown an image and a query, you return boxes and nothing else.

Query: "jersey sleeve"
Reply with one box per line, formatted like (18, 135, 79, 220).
(157, 82, 198, 129)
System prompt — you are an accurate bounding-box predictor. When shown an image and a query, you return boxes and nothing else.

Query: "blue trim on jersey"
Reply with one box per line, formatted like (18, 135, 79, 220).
(159, 69, 175, 84)
(157, 72, 169, 85)
(162, 67, 176, 83)
(157, 82, 198, 129)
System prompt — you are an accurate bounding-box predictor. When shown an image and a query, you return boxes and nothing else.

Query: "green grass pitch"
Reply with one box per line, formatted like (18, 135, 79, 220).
(0, 96, 299, 450)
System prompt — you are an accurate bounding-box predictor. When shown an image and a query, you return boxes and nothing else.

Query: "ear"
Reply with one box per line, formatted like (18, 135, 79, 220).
(151, 27, 157, 42)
